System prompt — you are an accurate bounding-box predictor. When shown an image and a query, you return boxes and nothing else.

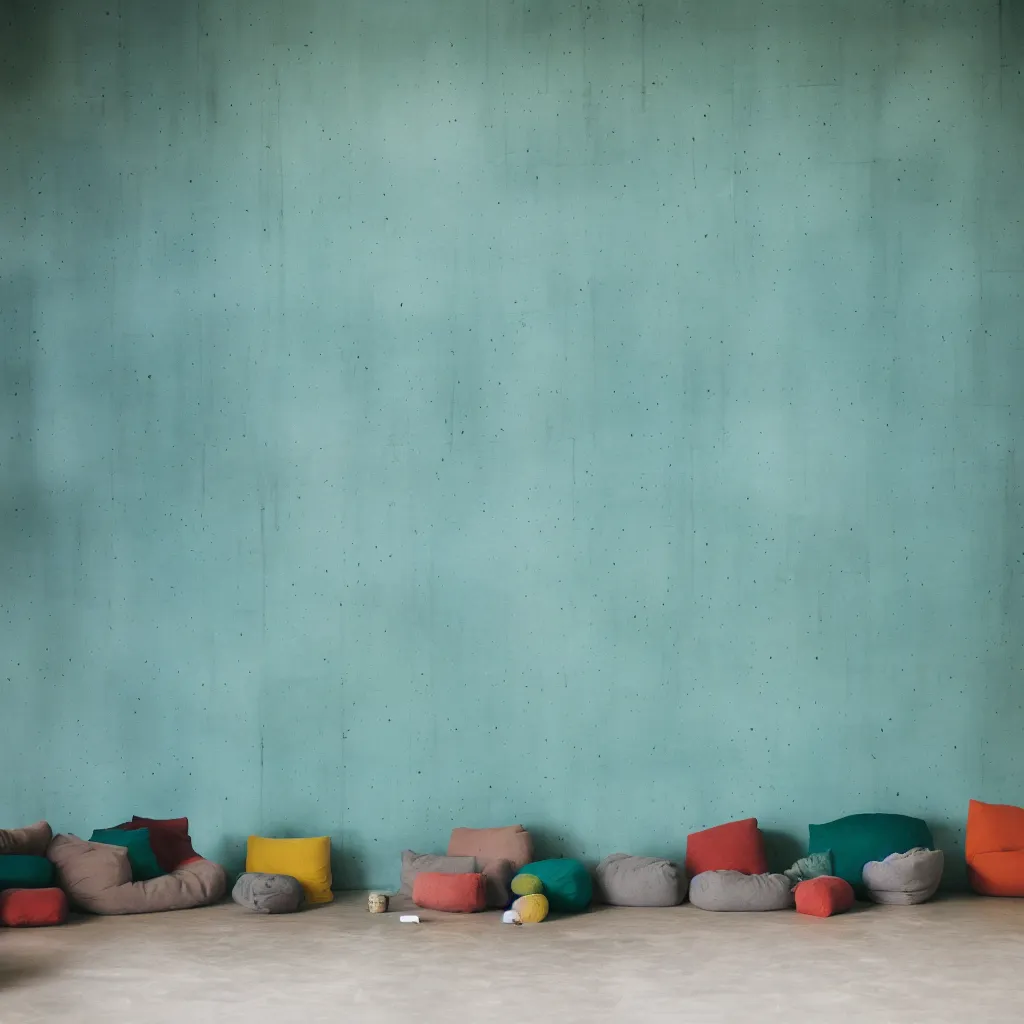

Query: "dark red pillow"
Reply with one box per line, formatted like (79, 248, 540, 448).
(795, 876, 855, 918)
(0, 887, 68, 927)
(412, 872, 487, 913)
(117, 816, 199, 872)
(685, 818, 768, 877)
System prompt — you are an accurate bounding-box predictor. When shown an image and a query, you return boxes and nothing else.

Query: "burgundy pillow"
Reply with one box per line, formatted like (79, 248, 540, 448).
(117, 816, 199, 872)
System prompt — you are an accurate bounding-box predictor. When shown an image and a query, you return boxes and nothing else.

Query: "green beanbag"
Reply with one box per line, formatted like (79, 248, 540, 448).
(808, 814, 932, 893)
(89, 828, 165, 882)
(0, 855, 55, 889)
(518, 859, 592, 913)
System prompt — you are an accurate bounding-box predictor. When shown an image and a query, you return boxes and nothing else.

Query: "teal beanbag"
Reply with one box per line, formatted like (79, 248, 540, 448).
(808, 814, 932, 893)
(518, 859, 592, 913)
(0, 855, 55, 889)
(90, 828, 165, 882)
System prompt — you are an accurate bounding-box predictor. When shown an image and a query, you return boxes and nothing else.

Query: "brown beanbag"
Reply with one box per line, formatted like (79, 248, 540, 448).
(48, 834, 226, 915)
(447, 826, 533, 908)
(0, 820, 53, 856)
(412, 872, 487, 913)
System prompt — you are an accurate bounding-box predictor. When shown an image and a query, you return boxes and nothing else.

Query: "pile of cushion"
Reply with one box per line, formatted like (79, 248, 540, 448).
(0, 820, 66, 928)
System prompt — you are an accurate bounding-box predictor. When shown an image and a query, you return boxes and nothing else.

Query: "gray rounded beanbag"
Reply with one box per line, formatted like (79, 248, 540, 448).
(689, 870, 795, 912)
(232, 872, 305, 914)
(862, 848, 944, 905)
(596, 853, 686, 907)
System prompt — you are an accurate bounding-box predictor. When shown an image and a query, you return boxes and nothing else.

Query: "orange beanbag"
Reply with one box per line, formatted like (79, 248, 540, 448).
(412, 872, 487, 913)
(965, 799, 1024, 897)
(685, 818, 768, 877)
(0, 887, 68, 927)
(795, 876, 855, 918)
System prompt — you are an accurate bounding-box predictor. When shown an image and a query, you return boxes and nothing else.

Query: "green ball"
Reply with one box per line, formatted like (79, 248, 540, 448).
(511, 873, 544, 897)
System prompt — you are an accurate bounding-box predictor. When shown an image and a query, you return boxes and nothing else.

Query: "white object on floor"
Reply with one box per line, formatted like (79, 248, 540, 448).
(399, 914, 420, 924)
(502, 910, 522, 925)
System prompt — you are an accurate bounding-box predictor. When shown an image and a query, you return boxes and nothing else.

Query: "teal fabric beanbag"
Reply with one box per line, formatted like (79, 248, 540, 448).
(90, 828, 165, 881)
(518, 859, 592, 913)
(0, 855, 55, 890)
(808, 814, 933, 893)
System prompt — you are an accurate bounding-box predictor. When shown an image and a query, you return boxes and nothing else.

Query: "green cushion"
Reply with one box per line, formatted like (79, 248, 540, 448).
(784, 851, 833, 884)
(0, 854, 55, 889)
(518, 859, 592, 913)
(808, 814, 933, 893)
(511, 872, 544, 897)
(90, 828, 165, 881)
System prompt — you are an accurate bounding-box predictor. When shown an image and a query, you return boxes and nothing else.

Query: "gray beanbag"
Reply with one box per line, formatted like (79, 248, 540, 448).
(400, 851, 477, 897)
(596, 853, 686, 907)
(232, 872, 304, 914)
(862, 847, 944, 905)
(689, 870, 795, 912)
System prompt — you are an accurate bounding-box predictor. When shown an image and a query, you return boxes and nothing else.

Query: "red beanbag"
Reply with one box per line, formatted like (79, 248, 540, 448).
(412, 872, 487, 913)
(0, 887, 68, 927)
(795, 876, 855, 918)
(118, 816, 199, 873)
(685, 818, 768, 877)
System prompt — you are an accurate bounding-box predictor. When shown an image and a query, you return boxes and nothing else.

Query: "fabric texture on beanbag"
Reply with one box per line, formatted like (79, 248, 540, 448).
(412, 871, 487, 912)
(246, 836, 333, 905)
(518, 859, 592, 913)
(784, 852, 833, 884)
(120, 817, 199, 873)
(795, 876, 855, 918)
(862, 848, 943, 905)
(0, 855, 55, 890)
(511, 873, 543, 897)
(0, 821, 53, 857)
(48, 834, 226, 915)
(596, 854, 686, 907)
(399, 851, 477, 897)
(686, 819, 768, 877)
(0, 887, 68, 927)
(511, 893, 549, 923)
(808, 814, 933, 893)
(448, 826, 533, 908)
(231, 872, 304, 914)
(689, 871, 795, 912)
(965, 799, 1024, 897)
(90, 828, 165, 881)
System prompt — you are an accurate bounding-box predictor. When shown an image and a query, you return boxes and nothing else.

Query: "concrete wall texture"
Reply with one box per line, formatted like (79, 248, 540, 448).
(1, 0, 1022, 889)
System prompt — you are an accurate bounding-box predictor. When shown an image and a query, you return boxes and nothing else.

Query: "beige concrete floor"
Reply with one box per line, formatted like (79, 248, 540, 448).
(2, 893, 1023, 1023)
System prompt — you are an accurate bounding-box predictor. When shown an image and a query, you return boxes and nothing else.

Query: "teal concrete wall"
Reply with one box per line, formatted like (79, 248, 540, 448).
(1, 0, 1022, 889)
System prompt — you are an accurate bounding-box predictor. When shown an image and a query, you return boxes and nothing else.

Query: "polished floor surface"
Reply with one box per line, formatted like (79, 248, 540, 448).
(2, 893, 1022, 1022)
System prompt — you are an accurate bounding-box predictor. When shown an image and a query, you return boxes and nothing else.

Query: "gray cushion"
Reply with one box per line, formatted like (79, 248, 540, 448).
(596, 853, 686, 907)
(232, 872, 304, 914)
(689, 870, 795, 912)
(862, 848, 943, 905)
(400, 851, 477, 897)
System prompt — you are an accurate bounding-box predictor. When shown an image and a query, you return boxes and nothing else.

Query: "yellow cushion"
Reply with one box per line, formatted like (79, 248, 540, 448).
(511, 893, 549, 923)
(246, 836, 333, 904)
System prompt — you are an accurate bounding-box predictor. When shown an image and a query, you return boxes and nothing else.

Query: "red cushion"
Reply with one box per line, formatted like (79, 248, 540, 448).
(412, 872, 487, 913)
(685, 818, 768, 876)
(117, 816, 199, 873)
(794, 876, 855, 918)
(0, 887, 68, 927)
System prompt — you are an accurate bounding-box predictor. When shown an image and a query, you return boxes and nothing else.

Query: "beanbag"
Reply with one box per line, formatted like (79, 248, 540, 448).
(795, 876, 855, 918)
(400, 851, 478, 897)
(511, 893, 549, 923)
(965, 799, 1024, 897)
(448, 826, 533, 908)
(511, 873, 544, 897)
(90, 828, 165, 881)
(862, 848, 943, 905)
(120, 816, 199, 873)
(685, 819, 768, 877)
(0, 887, 68, 927)
(808, 814, 933, 892)
(0, 855, 55, 889)
(246, 836, 333, 905)
(784, 852, 833, 884)
(595, 853, 686, 907)
(48, 834, 226, 915)
(412, 872, 486, 913)
(518, 859, 592, 913)
(231, 873, 304, 914)
(689, 871, 795, 912)
(0, 820, 53, 857)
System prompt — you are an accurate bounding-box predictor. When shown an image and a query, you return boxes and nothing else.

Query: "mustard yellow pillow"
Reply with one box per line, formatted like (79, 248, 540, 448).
(245, 836, 333, 904)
